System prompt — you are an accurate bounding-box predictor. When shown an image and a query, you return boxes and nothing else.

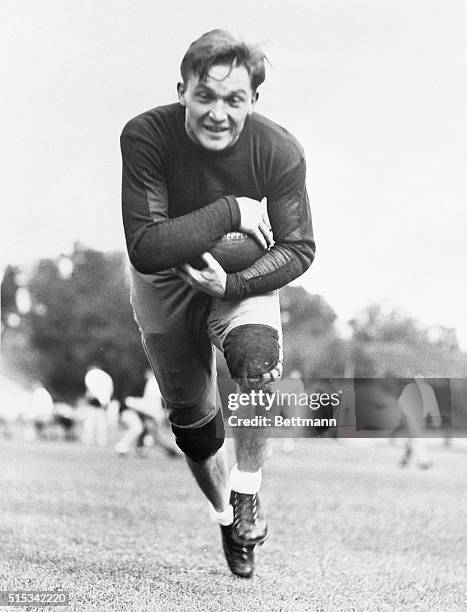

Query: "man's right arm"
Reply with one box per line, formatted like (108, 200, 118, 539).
(120, 120, 241, 274)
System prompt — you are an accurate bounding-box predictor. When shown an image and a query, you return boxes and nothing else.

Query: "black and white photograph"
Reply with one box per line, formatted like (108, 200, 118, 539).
(1, 1, 466, 610)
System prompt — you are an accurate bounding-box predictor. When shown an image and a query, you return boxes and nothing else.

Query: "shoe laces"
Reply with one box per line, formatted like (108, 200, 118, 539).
(234, 492, 259, 525)
(228, 531, 251, 561)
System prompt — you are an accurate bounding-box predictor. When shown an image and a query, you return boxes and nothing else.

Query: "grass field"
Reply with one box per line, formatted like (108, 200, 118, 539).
(0, 438, 466, 611)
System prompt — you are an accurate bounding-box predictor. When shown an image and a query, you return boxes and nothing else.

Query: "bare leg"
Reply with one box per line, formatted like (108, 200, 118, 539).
(229, 395, 270, 546)
(233, 425, 270, 472)
(186, 445, 229, 511)
(405, 412, 431, 466)
(115, 410, 143, 454)
(231, 381, 272, 471)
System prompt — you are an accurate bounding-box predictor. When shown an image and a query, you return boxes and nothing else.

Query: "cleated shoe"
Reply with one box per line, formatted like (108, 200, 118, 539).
(220, 524, 255, 578)
(230, 490, 268, 545)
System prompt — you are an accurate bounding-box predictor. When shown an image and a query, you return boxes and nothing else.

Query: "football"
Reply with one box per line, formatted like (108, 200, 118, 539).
(190, 232, 267, 273)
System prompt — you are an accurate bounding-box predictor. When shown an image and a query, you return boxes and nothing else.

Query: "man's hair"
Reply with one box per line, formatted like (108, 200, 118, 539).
(180, 30, 267, 91)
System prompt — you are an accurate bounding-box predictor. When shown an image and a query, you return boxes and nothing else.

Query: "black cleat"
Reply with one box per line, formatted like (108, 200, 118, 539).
(220, 524, 255, 578)
(230, 490, 268, 546)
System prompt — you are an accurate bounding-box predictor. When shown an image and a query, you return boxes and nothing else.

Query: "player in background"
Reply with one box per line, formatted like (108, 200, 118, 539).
(398, 376, 442, 469)
(115, 369, 180, 457)
(81, 365, 113, 446)
(120, 30, 315, 577)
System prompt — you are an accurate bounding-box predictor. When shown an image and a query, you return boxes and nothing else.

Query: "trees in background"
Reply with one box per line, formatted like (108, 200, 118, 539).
(1, 245, 147, 402)
(349, 304, 465, 377)
(1, 265, 19, 326)
(1, 245, 466, 409)
(279, 286, 345, 379)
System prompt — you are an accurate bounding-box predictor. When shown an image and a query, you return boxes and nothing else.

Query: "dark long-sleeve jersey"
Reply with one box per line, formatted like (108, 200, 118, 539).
(121, 103, 315, 299)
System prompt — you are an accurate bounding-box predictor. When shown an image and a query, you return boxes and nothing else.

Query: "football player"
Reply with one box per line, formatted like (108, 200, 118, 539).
(120, 30, 315, 578)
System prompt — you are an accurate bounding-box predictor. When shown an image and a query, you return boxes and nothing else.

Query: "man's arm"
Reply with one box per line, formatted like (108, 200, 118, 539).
(121, 120, 241, 274)
(224, 158, 315, 299)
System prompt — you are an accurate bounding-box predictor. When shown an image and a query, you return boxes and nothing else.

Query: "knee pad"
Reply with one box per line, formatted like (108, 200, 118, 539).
(223, 324, 281, 391)
(171, 410, 224, 462)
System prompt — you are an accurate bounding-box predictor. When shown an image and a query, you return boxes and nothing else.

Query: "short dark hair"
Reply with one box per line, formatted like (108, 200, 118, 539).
(180, 29, 267, 91)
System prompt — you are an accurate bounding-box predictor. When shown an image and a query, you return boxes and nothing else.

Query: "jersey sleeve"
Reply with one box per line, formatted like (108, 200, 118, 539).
(121, 118, 241, 274)
(224, 157, 315, 299)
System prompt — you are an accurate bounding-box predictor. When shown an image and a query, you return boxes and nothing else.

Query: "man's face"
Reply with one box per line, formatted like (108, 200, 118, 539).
(178, 63, 257, 152)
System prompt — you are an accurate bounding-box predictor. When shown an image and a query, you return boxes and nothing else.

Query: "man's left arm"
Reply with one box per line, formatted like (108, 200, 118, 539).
(224, 158, 315, 299)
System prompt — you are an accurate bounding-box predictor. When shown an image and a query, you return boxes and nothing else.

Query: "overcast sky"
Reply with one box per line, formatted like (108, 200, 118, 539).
(2, 0, 466, 346)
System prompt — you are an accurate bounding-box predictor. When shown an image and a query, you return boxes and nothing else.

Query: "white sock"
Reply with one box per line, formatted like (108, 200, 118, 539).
(208, 503, 233, 526)
(230, 464, 262, 494)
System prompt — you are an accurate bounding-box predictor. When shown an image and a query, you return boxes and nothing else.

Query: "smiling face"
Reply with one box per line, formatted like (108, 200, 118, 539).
(177, 63, 258, 152)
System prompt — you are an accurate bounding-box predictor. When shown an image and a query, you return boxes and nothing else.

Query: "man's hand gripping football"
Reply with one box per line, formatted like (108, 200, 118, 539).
(176, 197, 273, 297)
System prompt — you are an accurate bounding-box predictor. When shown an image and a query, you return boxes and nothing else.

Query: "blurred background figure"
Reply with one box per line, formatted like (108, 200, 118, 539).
(81, 365, 114, 446)
(53, 402, 79, 441)
(29, 381, 54, 441)
(0, 376, 26, 439)
(398, 375, 442, 469)
(114, 369, 180, 458)
(281, 369, 305, 453)
(330, 378, 357, 437)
